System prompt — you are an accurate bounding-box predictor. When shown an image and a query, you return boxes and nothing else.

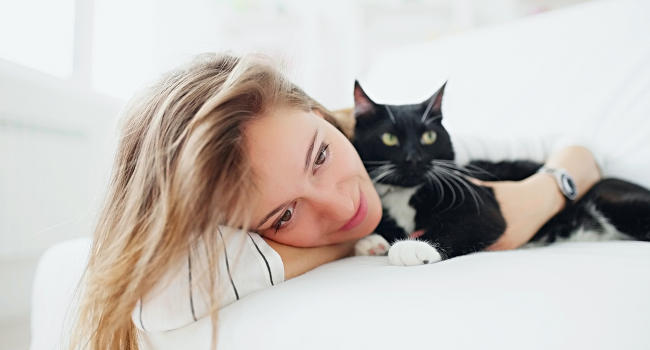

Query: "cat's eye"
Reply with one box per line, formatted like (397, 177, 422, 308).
(381, 133, 399, 146)
(421, 130, 437, 145)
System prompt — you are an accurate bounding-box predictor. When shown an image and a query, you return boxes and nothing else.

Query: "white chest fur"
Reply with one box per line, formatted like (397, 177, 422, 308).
(374, 183, 420, 235)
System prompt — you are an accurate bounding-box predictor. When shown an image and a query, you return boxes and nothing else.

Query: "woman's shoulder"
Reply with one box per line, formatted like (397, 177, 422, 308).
(132, 228, 284, 332)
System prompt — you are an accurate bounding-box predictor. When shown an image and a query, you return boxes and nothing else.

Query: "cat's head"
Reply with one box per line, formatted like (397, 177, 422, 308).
(352, 81, 454, 187)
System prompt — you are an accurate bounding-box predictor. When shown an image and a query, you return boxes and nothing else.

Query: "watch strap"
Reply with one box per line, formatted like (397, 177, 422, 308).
(537, 166, 578, 202)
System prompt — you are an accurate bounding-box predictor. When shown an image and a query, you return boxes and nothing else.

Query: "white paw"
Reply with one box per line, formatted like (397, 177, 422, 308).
(388, 240, 442, 266)
(355, 234, 390, 256)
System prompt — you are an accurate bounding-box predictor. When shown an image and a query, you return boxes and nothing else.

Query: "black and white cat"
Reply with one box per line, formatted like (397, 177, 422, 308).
(352, 81, 650, 266)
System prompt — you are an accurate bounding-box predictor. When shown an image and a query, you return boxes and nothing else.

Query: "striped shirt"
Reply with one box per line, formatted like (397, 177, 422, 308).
(131, 227, 284, 332)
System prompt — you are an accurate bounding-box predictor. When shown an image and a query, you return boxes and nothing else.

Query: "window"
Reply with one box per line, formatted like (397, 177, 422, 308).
(92, 0, 155, 98)
(0, 0, 76, 78)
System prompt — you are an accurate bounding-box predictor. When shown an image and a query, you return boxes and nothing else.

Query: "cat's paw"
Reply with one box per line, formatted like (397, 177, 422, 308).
(355, 234, 390, 256)
(388, 240, 442, 266)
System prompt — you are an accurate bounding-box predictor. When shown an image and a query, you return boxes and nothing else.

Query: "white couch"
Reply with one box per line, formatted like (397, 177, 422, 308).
(32, 0, 650, 349)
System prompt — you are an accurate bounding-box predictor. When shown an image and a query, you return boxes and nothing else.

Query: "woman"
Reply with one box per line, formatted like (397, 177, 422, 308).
(70, 53, 600, 349)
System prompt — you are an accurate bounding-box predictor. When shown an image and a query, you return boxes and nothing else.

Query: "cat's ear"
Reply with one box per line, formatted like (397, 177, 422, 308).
(354, 80, 377, 117)
(421, 81, 447, 119)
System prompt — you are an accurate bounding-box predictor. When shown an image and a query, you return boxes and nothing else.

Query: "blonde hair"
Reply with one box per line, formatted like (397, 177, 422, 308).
(70, 53, 344, 349)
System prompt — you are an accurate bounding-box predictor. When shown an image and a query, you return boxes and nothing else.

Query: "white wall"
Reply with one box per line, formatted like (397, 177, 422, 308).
(0, 59, 121, 332)
(0, 63, 120, 258)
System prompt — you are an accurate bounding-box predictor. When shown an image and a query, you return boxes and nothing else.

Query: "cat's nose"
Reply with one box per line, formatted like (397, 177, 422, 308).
(405, 153, 421, 164)
(405, 153, 415, 162)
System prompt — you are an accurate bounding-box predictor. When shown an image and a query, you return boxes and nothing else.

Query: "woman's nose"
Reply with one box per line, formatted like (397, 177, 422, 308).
(311, 181, 356, 224)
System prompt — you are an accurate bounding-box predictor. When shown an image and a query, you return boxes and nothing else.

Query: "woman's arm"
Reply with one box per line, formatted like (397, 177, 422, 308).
(481, 145, 601, 250)
(263, 238, 356, 279)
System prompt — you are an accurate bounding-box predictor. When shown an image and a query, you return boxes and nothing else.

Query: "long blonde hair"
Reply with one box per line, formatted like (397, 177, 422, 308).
(70, 53, 344, 349)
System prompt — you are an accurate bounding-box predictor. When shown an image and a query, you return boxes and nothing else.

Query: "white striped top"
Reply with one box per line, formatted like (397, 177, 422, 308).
(131, 227, 284, 332)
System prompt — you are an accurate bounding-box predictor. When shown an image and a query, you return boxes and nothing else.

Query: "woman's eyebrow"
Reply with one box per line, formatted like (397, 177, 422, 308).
(304, 129, 319, 173)
(255, 128, 319, 230)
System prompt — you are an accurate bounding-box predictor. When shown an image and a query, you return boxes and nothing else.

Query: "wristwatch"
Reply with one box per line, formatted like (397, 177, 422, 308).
(537, 166, 578, 202)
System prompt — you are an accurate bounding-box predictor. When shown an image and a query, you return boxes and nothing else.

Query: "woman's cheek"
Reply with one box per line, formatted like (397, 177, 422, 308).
(289, 223, 325, 247)
(335, 139, 359, 171)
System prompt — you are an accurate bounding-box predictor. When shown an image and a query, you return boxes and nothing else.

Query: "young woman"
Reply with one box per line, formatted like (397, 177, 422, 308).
(70, 53, 600, 349)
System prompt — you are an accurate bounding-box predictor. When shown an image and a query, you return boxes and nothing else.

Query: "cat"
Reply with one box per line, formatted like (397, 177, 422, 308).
(351, 80, 650, 266)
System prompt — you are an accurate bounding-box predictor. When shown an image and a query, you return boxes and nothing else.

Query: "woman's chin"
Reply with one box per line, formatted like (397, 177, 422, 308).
(332, 218, 380, 244)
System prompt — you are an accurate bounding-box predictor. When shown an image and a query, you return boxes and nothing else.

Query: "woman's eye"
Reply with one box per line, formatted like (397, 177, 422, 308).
(421, 130, 437, 145)
(315, 144, 329, 166)
(280, 209, 292, 222)
(274, 207, 294, 232)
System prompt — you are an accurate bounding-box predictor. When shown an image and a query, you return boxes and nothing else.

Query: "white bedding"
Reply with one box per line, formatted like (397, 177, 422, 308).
(31, 0, 650, 349)
(215, 242, 650, 350)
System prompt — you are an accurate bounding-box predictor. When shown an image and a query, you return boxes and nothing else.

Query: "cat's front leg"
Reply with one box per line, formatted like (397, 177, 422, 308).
(387, 240, 443, 266)
(354, 233, 390, 256)
(356, 208, 407, 256)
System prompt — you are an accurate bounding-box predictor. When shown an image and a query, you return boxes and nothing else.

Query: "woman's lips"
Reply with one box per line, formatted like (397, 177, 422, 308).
(340, 189, 367, 231)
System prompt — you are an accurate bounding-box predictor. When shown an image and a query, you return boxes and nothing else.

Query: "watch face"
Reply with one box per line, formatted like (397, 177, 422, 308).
(560, 173, 578, 200)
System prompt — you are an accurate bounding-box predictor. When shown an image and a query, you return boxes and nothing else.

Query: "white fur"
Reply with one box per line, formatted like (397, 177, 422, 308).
(388, 240, 442, 266)
(524, 204, 631, 248)
(374, 183, 420, 234)
(374, 184, 444, 266)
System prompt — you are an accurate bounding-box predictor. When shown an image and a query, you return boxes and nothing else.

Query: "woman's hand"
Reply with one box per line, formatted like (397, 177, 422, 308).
(263, 238, 357, 280)
(477, 145, 601, 250)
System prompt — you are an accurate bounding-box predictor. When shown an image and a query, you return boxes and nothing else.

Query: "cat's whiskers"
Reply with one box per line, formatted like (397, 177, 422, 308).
(369, 164, 388, 180)
(433, 159, 495, 179)
(448, 169, 483, 212)
(363, 160, 390, 165)
(370, 164, 396, 184)
(432, 160, 471, 176)
(431, 161, 484, 211)
(425, 168, 446, 209)
(462, 164, 496, 178)
(428, 165, 458, 209)
(436, 167, 466, 210)
(433, 168, 459, 211)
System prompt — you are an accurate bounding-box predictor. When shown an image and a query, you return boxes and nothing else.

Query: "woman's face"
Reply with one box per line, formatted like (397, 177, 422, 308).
(246, 106, 382, 247)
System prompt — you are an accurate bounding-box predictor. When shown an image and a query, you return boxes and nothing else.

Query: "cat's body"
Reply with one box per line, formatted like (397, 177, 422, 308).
(352, 81, 650, 265)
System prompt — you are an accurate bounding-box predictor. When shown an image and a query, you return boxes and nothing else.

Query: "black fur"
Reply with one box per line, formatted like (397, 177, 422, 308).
(353, 81, 650, 260)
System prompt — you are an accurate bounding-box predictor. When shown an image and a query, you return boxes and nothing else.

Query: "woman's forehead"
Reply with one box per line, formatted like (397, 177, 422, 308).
(245, 107, 320, 194)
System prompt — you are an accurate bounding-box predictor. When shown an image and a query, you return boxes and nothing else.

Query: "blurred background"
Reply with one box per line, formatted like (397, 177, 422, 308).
(0, 0, 591, 348)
